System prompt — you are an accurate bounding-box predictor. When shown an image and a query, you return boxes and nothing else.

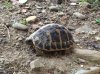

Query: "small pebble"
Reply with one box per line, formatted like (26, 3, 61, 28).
(36, 6, 43, 9)
(32, 24, 40, 30)
(95, 36, 100, 41)
(42, 9, 46, 13)
(80, 65, 84, 68)
(73, 12, 87, 19)
(18, 37, 23, 41)
(78, 58, 86, 64)
(15, 42, 20, 46)
(21, 8, 27, 13)
(19, 0, 27, 4)
(49, 5, 59, 12)
(26, 16, 38, 23)
(57, 12, 65, 16)
(70, 0, 79, 3)
(70, 3, 77, 5)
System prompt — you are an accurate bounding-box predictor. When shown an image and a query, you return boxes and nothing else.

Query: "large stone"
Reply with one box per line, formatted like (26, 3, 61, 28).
(12, 22, 28, 30)
(74, 48, 100, 64)
(30, 59, 44, 70)
(75, 67, 100, 74)
(30, 56, 76, 72)
(75, 24, 96, 34)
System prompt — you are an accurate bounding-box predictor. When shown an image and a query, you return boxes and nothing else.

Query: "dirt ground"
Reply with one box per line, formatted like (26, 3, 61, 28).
(0, 0, 100, 74)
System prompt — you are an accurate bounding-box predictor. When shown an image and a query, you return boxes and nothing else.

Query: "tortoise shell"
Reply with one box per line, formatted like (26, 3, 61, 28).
(26, 23, 74, 52)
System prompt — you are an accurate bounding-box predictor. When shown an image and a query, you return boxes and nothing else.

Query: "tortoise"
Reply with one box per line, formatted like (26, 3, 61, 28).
(25, 23, 74, 56)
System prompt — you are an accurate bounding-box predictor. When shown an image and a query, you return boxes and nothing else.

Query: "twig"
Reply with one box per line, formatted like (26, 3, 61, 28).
(3, 24, 11, 41)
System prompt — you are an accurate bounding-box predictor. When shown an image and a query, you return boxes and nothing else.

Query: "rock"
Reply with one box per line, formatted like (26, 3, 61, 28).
(78, 58, 87, 64)
(21, 8, 27, 13)
(42, 9, 46, 13)
(15, 42, 20, 47)
(50, 0, 63, 4)
(0, 56, 5, 64)
(19, 0, 27, 4)
(68, 26, 75, 31)
(0, 38, 3, 44)
(36, 6, 43, 13)
(30, 59, 44, 70)
(73, 36, 80, 43)
(70, 3, 77, 6)
(70, 0, 79, 3)
(49, 5, 59, 12)
(38, 22, 43, 26)
(73, 12, 87, 19)
(32, 24, 40, 30)
(26, 16, 38, 23)
(54, 69, 64, 74)
(12, 22, 28, 30)
(74, 48, 100, 64)
(36, 6, 43, 9)
(75, 25, 93, 34)
(75, 67, 100, 74)
(95, 36, 100, 41)
(18, 37, 23, 41)
(17, 72, 26, 74)
(11, 0, 27, 5)
(75, 69, 88, 74)
(57, 12, 65, 16)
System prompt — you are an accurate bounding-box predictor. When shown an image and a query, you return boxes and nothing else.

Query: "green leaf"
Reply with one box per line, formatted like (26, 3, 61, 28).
(96, 19, 100, 24)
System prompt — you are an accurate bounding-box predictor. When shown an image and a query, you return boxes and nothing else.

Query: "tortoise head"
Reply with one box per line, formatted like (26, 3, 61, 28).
(25, 27, 41, 46)
(25, 34, 40, 47)
(25, 37, 33, 45)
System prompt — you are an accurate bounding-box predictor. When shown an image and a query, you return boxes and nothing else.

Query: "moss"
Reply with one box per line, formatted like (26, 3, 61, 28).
(20, 19, 27, 25)
(3, 0, 13, 9)
(80, 0, 100, 7)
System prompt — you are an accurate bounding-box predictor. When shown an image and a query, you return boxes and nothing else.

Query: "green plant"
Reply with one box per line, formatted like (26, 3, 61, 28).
(20, 19, 27, 25)
(80, 0, 87, 2)
(80, 0, 100, 7)
(3, 0, 13, 9)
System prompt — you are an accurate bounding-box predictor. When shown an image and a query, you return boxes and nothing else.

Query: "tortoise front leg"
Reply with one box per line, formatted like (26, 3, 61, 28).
(36, 48, 44, 56)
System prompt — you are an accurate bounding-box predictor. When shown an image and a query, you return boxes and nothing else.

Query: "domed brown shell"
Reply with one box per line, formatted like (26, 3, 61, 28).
(26, 23, 74, 51)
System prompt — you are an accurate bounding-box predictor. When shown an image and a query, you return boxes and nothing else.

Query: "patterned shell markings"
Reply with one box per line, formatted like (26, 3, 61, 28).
(26, 23, 74, 51)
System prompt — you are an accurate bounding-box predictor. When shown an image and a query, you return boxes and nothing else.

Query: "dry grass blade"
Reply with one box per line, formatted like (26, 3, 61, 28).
(3, 24, 10, 41)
